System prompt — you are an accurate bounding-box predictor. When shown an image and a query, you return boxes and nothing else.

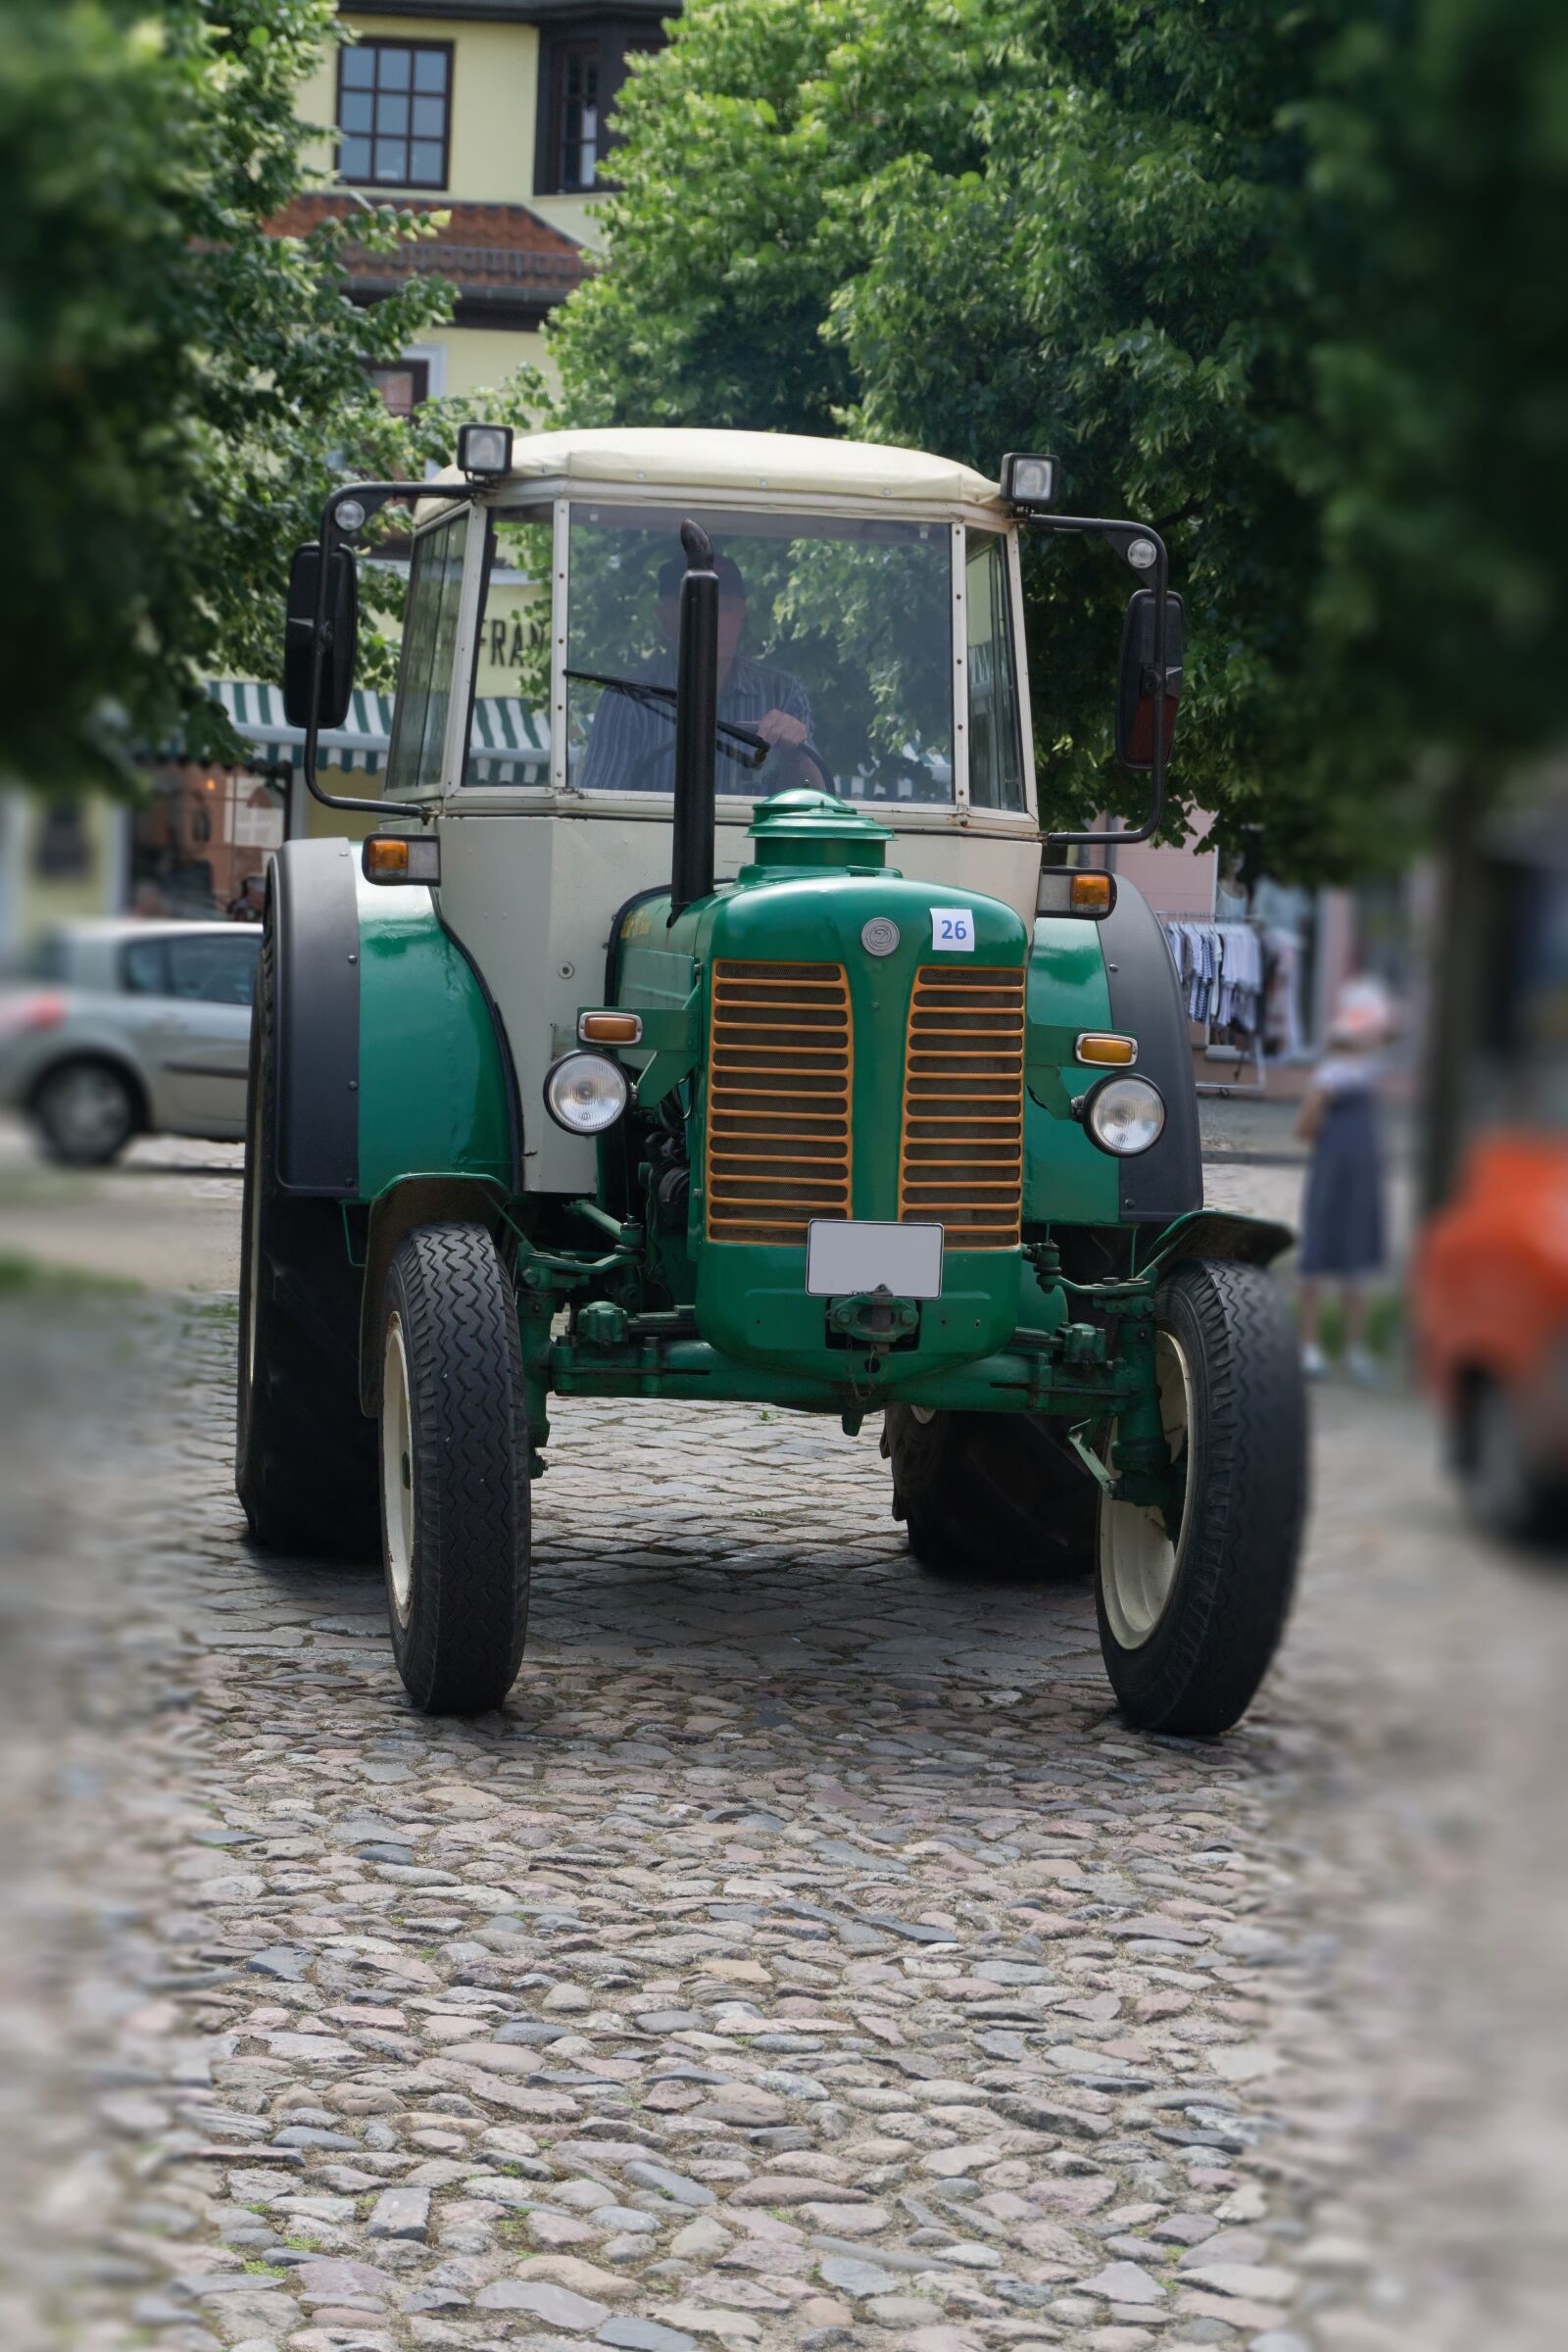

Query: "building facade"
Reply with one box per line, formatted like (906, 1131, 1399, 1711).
(97, 2, 676, 928)
(286, 3, 671, 403)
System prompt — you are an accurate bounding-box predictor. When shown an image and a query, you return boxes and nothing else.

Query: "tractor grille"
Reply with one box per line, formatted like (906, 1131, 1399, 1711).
(706, 960, 853, 1243)
(898, 964, 1026, 1247)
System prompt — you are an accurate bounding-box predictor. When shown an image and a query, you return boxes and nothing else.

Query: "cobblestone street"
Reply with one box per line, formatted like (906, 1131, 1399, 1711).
(0, 0, 1555, 2342)
(4, 1223, 1566, 2352)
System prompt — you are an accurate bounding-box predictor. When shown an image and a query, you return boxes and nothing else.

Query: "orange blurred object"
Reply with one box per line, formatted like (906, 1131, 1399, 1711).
(1413, 1132, 1568, 1538)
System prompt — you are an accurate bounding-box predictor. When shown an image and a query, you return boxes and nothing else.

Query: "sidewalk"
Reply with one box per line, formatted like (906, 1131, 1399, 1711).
(1199, 1093, 1307, 1162)
(1200, 1090, 1414, 1168)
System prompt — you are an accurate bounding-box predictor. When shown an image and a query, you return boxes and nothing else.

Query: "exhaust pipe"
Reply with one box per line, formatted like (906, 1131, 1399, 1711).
(670, 518, 718, 917)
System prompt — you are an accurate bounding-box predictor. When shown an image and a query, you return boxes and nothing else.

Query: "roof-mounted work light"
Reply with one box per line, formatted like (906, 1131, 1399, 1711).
(1001, 452, 1060, 509)
(457, 422, 514, 479)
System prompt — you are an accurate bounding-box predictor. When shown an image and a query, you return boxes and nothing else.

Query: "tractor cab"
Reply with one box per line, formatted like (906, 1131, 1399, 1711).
(373, 430, 1049, 1201)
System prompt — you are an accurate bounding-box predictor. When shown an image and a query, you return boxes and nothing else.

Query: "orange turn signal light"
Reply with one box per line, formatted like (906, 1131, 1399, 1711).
(1038, 867, 1116, 918)
(363, 834, 440, 885)
(578, 1010, 644, 1047)
(1076, 1032, 1138, 1067)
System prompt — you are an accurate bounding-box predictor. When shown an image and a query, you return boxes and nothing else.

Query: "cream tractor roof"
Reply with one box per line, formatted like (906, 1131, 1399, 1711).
(430, 427, 1007, 516)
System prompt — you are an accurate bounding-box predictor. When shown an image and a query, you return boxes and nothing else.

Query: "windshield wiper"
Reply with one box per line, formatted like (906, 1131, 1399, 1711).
(564, 668, 767, 768)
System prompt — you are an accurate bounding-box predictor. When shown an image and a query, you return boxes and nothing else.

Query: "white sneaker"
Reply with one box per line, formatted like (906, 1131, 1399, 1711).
(1301, 1343, 1327, 1380)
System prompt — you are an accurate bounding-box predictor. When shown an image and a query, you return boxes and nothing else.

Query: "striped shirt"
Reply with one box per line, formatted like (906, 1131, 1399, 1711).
(575, 655, 812, 795)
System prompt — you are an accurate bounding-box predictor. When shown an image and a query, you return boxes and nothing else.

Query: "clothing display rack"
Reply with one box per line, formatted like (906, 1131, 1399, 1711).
(1156, 913, 1266, 1098)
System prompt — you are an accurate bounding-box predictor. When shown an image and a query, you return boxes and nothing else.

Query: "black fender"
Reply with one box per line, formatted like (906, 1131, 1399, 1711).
(268, 838, 360, 1198)
(1100, 877, 1203, 1223)
(1142, 1208, 1295, 1275)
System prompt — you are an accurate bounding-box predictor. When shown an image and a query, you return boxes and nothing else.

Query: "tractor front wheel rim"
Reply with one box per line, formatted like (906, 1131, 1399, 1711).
(1099, 1329, 1193, 1650)
(381, 1312, 416, 1626)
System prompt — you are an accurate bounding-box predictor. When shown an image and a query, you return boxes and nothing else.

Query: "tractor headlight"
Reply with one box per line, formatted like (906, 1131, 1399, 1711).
(544, 1052, 629, 1136)
(1082, 1073, 1165, 1157)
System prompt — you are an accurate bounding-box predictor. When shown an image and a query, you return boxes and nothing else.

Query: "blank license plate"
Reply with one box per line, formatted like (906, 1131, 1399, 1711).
(806, 1219, 944, 1299)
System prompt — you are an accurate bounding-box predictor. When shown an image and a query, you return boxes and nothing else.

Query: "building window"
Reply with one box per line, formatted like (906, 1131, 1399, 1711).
(366, 358, 431, 418)
(32, 801, 91, 881)
(338, 41, 452, 191)
(537, 24, 664, 198)
(553, 40, 600, 193)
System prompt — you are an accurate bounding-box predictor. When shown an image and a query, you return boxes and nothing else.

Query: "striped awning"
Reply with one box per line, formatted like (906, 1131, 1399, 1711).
(210, 680, 393, 774)
(205, 682, 549, 784)
(468, 695, 549, 784)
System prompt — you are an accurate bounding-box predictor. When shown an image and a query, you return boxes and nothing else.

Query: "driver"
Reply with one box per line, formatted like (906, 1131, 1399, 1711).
(577, 551, 811, 793)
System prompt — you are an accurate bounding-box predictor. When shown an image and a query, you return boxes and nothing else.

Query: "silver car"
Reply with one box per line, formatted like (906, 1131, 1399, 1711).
(0, 919, 260, 1163)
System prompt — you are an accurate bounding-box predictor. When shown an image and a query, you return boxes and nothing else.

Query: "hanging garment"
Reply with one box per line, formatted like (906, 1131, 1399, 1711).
(1214, 922, 1263, 1036)
(1262, 927, 1302, 1059)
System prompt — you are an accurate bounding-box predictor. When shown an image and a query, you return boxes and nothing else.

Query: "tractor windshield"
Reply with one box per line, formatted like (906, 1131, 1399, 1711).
(564, 504, 957, 805)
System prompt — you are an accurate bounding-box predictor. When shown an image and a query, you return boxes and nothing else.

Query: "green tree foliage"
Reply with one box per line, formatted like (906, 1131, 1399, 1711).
(1294, 0, 1568, 812)
(0, 0, 450, 790)
(830, 4, 1330, 850)
(551, 0, 1568, 875)
(1294, 0, 1568, 1202)
(554, 2, 995, 439)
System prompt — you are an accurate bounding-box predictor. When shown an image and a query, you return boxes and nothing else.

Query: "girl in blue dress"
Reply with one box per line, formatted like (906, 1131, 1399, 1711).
(1298, 981, 1391, 1381)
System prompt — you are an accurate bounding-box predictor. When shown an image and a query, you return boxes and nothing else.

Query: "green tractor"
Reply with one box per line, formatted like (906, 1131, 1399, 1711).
(237, 426, 1304, 1734)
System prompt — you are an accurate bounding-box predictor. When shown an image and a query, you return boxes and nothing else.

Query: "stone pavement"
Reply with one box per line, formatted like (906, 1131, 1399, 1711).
(4, 1289, 1567, 2352)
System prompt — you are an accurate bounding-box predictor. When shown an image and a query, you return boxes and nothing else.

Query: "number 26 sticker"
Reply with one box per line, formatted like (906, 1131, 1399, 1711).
(931, 906, 975, 952)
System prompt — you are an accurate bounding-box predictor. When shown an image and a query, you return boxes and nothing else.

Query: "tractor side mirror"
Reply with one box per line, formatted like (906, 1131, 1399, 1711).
(1115, 589, 1185, 771)
(282, 542, 358, 730)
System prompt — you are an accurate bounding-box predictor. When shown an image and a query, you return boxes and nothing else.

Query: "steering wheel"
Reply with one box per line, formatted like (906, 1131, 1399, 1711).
(620, 732, 839, 799)
(791, 739, 838, 796)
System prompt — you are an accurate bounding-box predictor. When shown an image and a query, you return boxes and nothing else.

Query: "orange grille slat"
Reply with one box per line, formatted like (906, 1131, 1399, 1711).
(899, 965, 1025, 1248)
(706, 960, 852, 1244)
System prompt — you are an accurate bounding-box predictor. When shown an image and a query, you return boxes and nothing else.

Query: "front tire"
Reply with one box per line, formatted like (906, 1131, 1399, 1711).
(1096, 1260, 1306, 1737)
(883, 1404, 1097, 1577)
(235, 919, 377, 1558)
(379, 1222, 530, 1716)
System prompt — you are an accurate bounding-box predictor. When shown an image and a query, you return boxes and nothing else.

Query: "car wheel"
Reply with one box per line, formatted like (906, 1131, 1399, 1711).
(32, 1058, 138, 1165)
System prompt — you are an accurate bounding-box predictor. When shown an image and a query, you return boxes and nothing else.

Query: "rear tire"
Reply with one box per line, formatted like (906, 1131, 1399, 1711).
(32, 1057, 138, 1165)
(1095, 1259, 1306, 1737)
(1456, 1375, 1568, 1546)
(379, 1221, 530, 1716)
(883, 1403, 1097, 1577)
(235, 919, 378, 1558)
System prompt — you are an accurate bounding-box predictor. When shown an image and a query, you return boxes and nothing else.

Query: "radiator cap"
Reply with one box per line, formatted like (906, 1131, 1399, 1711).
(745, 788, 893, 871)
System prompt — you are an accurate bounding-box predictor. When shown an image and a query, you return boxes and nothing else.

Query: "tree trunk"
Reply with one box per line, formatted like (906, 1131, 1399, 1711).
(1418, 760, 1492, 1217)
